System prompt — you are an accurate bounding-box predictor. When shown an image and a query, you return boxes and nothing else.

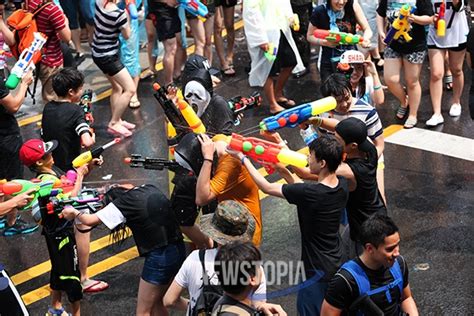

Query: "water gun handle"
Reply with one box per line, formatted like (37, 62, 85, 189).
(436, 2, 446, 37)
(383, 27, 397, 45)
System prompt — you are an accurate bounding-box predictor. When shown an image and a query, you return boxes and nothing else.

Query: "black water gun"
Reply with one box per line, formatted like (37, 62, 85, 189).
(124, 154, 181, 172)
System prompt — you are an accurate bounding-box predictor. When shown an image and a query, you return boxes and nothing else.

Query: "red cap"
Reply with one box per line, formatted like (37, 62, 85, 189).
(19, 139, 58, 167)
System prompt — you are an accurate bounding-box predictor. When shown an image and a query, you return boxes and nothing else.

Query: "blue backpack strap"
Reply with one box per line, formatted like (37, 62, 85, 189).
(341, 260, 371, 296)
(365, 259, 403, 303)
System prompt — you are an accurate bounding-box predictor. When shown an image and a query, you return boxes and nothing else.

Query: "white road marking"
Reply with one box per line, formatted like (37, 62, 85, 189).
(385, 127, 474, 161)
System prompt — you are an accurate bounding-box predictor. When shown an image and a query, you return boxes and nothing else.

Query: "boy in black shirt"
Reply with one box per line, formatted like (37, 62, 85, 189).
(227, 134, 349, 315)
(321, 214, 418, 316)
(41, 68, 94, 171)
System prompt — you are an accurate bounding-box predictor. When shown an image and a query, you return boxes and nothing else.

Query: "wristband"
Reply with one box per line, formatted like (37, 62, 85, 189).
(241, 155, 248, 165)
(203, 158, 213, 164)
(374, 85, 382, 91)
(312, 117, 323, 128)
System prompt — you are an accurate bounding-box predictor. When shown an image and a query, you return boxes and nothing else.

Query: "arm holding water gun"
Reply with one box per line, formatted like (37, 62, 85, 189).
(0, 187, 36, 215)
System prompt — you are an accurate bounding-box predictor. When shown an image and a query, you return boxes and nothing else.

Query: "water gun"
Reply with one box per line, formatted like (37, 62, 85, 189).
(72, 138, 121, 168)
(124, 154, 181, 172)
(436, 1, 446, 37)
(313, 29, 363, 45)
(125, 0, 138, 19)
(1, 179, 60, 210)
(79, 89, 94, 126)
(291, 14, 300, 32)
(227, 92, 262, 125)
(178, 0, 208, 22)
(384, 4, 416, 45)
(153, 83, 189, 135)
(259, 97, 337, 131)
(264, 43, 277, 62)
(5, 32, 47, 89)
(229, 133, 308, 172)
(39, 170, 77, 194)
(45, 189, 104, 218)
(176, 99, 206, 134)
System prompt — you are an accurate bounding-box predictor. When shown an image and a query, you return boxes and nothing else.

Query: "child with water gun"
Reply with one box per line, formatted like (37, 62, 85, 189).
(376, 0, 433, 129)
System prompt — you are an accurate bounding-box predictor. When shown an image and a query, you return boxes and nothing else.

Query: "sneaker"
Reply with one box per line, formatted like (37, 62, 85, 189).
(3, 219, 38, 236)
(449, 103, 462, 117)
(426, 114, 444, 127)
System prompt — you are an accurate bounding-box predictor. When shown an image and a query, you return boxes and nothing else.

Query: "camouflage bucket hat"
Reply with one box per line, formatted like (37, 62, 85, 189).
(199, 200, 256, 245)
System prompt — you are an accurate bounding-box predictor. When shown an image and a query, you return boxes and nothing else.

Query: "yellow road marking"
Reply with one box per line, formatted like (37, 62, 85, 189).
(383, 124, 403, 138)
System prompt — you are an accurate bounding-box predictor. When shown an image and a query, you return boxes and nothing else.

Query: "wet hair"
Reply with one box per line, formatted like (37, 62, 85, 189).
(215, 242, 262, 296)
(359, 214, 399, 248)
(52, 68, 84, 97)
(104, 186, 131, 245)
(321, 73, 352, 98)
(308, 134, 344, 172)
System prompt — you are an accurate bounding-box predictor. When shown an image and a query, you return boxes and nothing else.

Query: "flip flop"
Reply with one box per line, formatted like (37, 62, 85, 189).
(107, 124, 132, 138)
(443, 75, 453, 91)
(128, 97, 141, 109)
(82, 279, 109, 293)
(276, 98, 296, 108)
(222, 67, 236, 76)
(396, 104, 409, 120)
(120, 120, 136, 130)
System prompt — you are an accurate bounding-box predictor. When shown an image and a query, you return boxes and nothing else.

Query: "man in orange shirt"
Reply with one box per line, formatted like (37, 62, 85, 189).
(195, 134, 262, 246)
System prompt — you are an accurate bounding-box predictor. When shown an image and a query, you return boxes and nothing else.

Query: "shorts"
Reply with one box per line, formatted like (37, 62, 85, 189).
(150, 2, 181, 41)
(269, 32, 298, 77)
(384, 47, 426, 64)
(44, 227, 83, 303)
(92, 54, 125, 76)
(171, 174, 199, 227)
(0, 133, 23, 180)
(141, 242, 186, 285)
(215, 0, 237, 7)
(427, 42, 467, 52)
(0, 264, 28, 316)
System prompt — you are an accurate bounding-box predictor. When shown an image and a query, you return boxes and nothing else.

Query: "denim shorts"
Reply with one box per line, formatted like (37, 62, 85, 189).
(141, 242, 186, 285)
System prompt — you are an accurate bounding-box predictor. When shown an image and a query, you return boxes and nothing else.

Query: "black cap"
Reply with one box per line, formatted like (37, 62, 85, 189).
(335, 117, 372, 152)
(181, 54, 213, 95)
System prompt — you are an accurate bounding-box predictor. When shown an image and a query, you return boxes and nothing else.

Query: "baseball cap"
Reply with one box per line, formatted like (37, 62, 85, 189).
(335, 117, 372, 152)
(19, 139, 58, 167)
(339, 50, 365, 64)
(199, 200, 256, 245)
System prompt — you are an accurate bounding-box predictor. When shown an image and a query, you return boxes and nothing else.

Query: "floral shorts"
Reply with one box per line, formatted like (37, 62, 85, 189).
(384, 47, 426, 64)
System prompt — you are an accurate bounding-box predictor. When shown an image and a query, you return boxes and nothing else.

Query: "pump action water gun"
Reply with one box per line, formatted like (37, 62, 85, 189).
(45, 189, 104, 218)
(1, 179, 60, 210)
(153, 83, 189, 135)
(228, 133, 308, 173)
(72, 138, 121, 168)
(125, 0, 138, 19)
(313, 29, 363, 45)
(6, 32, 47, 89)
(178, 0, 208, 21)
(436, 1, 446, 37)
(384, 4, 416, 45)
(79, 89, 94, 126)
(176, 99, 206, 134)
(264, 43, 277, 61)
(259, 97, 337, 131)
(124, 154, 181, 171)
(227, 92, 262, 125)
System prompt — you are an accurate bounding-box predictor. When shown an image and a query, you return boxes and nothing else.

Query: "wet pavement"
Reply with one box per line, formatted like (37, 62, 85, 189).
(1, 23, 473, 315)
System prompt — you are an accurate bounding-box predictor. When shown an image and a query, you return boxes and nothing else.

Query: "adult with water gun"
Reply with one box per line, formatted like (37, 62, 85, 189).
(376, 0, 434, 129)
(306, 0, 372, 81)
(425, 0, 469, 126)
(243, 0, 305, 114)
(19, 138, 110, 298)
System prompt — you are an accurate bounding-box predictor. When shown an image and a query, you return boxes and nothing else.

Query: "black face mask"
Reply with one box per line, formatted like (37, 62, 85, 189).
(174, 133, 205, 175)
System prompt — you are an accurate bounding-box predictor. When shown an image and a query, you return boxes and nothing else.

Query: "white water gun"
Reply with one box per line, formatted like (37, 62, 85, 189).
(6, 32, 47, 90)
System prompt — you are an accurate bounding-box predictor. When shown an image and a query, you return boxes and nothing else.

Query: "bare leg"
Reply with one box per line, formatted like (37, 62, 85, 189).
(71, 29, 82, 54)
(71, 301, 80, 316)
(402, 59, 423, 121)
(162, 37, 178, 86)
(428, 49, 445, 116)
(203, 15, 215, 63)
(264, 77, 285, 113)
(274, 67, 294, 100)
(175, 34, 187, 79)
(223, 5, 235, 64)
(136, 278, 170, 316)
(74, 225, 91, 283)
(145, 19, 158, 75)
(383, 58, 407, 106)
(107, 69, 136, 127)
(214, 7, 228, 69)
(188, 18, 205, 56)
(448, 49, 466, 105)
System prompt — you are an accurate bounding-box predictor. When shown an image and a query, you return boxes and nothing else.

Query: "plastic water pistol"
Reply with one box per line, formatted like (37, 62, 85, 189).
(313, 29, 363, 45)
(228, 133, 308, 173)
(259, 97, 337, 131)
(178, 0, 208, 22)
(5, 32, 47, 90)
(264, 43, 277, 61)
(72, 138, 121, 168)
(436, 1, 446, 37)
(383, 4, 416, 45)
(227, 92, 262, 125)
(1, 179, 60, 210)
(45, 189, 103, 218)
(79, 89, 94, 126)
(39, 170, 78, 194)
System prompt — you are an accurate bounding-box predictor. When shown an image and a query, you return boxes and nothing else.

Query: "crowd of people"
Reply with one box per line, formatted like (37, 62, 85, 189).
(0, 0, 473, 315)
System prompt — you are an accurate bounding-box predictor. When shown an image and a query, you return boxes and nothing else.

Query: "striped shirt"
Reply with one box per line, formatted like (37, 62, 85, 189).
(92, 0, 128, 57)
(27, 0, 66, 67)
(332, 99, 384, 140)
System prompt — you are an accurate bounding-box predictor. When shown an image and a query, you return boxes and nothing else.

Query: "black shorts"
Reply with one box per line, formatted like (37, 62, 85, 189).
(0, 265, 28, 316)
(92, 54, 124, 77)
(44, 227, 83, 303)
(0, 134, 23, 180)
(427, 42, 467, 52)
(269, 32, 298, 77)
(215, 0, 237, 7)
(150, 2, 181, 41)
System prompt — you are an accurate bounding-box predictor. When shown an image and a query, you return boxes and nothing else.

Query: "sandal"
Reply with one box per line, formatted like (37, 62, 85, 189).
(128, 96, 141, 109)
(107, 124, 132, 138)
(396, 104, 409, 120)
(120, 120, 136, 130)
(403, 117, 417, 129)
(222, 66, 236, 76)
(443, 75, 453, 91)
(82, 279, 109, 293)
(276, 98, 296, 108)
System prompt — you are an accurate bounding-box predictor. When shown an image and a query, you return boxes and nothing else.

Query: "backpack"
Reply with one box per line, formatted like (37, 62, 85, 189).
(341, 258, 404, 316)
(191, 249, 224, 316)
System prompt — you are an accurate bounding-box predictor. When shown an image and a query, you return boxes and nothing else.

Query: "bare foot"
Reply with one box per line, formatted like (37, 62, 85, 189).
(269, 104, 286, 114)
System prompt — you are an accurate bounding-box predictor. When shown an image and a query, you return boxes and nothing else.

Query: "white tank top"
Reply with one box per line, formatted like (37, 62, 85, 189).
(427, 0, 469, 48)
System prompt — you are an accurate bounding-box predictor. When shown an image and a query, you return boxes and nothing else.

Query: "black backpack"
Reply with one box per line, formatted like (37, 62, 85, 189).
(191, 249, 224, 316)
